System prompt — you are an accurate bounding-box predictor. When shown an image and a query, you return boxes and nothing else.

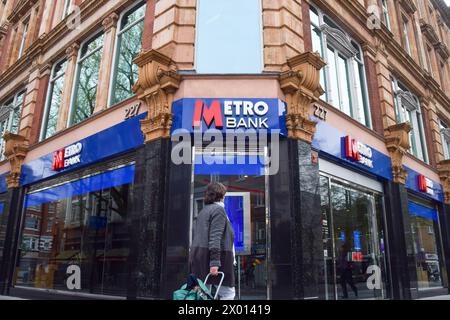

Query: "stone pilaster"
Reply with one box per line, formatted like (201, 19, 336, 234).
(133, 49, 181, 143)
(263, 0, 305, 72)
(152, 0, 196, 70)
(279, 52, 326, 143)
(94, 12, 118, 112)
(385, 122, 412, 184)
(57, 42, 79, 131)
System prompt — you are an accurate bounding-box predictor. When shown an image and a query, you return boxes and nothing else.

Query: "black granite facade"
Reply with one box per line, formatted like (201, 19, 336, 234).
(0, 187, 25, 295)
(438, 203, 450, 294)
(126, 138, 172, 299)
(383, 181, 415, 299)
(287, 139, 323, 299)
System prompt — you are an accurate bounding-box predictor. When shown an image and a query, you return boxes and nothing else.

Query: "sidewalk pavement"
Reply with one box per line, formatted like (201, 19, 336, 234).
(416, 295, 450, 300)
(0, 295, 26, 300)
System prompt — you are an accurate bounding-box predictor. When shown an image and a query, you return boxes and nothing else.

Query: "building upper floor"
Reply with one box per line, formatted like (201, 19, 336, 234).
(0, 0, 449, 181)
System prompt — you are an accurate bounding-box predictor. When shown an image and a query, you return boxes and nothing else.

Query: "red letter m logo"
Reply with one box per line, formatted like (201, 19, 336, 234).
(192, 100, 223, 129)
(52, 149, 65, 171)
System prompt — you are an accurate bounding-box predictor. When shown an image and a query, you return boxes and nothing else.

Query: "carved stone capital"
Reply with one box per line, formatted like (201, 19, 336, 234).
(279, 52, 326, 143)
(66, 43, 80, 59)
(3, 132, 28, 189)
(102, 12, 119, 31)
(385, 122, 412, 184)
(438, 159, 450, 204)
(133, 50, 181, 143)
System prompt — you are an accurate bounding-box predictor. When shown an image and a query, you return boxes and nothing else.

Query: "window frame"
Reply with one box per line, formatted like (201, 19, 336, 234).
(381, 0, 391, 31)
(17, 19, 29, 59)
(40, 57, 68, 141)
(402, 15, 412, 55)
(194, 0, 264, 74)
(68, 30, 105, 127)
(62, 0, 72, 19)
(108, 0, 146, 107)
(0, 91, 25, 161)
(440, 120, 450, 160)
(391, 77, 429, 163)
(309, 4, 372, 128)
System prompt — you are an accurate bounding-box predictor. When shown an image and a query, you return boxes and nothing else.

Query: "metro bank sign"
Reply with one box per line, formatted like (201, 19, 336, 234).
(52, 142, 83, 171)
(171, 98, 287, 134)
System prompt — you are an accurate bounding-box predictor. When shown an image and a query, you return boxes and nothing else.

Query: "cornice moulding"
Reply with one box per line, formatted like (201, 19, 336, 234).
(7, 0, 39, 24)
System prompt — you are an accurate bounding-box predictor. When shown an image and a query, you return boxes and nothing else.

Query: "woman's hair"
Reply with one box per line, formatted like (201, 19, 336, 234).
(204, 182, 227, 204)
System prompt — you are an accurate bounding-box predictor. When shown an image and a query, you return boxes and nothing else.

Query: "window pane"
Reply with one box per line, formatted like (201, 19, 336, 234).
(337, 54, 351, 117)
(72, 49, 103, 125)
(310, 6, 320, 26)
(327, 47, 340, 109)
(81, 33, 104, 57)
(196, 0, 262, 73)
(112, 17, 144, 105)
(121, 3, 146, 29)
(16, 176, 134, 296)
(407, 111, 417, 156)
(44, 76, 65, 139)
(353, 61, 368, 126)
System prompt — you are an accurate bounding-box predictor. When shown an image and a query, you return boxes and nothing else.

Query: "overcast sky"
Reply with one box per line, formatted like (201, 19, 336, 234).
(446, 0, 449, 6)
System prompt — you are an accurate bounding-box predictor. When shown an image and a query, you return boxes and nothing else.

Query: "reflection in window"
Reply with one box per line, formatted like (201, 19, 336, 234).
(16, 171, 133, 295)
(18, 21, 28, 58)
(409, 202, 445, 290)
(391, 78, 428, 163)
(381, 0, 391, 30)
(70, 33, 104, 126)
(0, 91, 25, 160)
(196, 0, 262, 73)
(310, 5, 372, 127)
(62, 0, 72, 19)
(41, 59, 68, 140)
(110, 2, 146, 106)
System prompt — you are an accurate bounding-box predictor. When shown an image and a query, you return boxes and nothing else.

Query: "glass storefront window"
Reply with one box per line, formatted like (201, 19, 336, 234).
(319, 175, 388, 300)
(0, 201, 5, 267)
(408, 200, 447, 291)
(15, 165, 134, 296)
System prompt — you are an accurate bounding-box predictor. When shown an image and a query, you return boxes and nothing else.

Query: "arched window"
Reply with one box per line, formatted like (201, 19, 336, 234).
(391, 78, 429, 163)
(309, 5, 372, 128)
(109, 1, 146, 106)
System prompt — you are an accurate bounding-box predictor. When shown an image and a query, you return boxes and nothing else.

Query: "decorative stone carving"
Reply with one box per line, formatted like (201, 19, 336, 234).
(133, 50, 181, 143)
(435, 42, 449, 61)
(102, 12, 119, 31)
(385, 122, 412, 184)
(438, 159, 450, 204)
(3, 132, 28, 188)
(279, 52, 326, 143)
(399, 0, 417, 14)
(420, 19, 440, 46)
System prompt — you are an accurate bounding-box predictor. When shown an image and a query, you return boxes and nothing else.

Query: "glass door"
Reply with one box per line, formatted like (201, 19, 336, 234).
(320, 175, 388, 300)
(191, 166, 269, 299)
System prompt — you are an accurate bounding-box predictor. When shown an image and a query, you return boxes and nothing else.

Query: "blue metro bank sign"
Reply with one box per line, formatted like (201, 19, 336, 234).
(171, 98, 287, 135)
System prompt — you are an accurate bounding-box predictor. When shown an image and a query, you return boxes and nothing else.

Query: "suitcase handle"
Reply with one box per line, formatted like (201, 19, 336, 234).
(204, 272, 225, 300)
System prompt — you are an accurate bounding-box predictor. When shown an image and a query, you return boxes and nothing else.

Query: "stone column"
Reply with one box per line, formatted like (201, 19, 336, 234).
(94, 12, 118, 112)
(126, 49, 180, 298)
(56, 42, 79, 131)
(0, 133, 28, 295)
(276, 52, 325, 299)
(384, 122, 417, 299)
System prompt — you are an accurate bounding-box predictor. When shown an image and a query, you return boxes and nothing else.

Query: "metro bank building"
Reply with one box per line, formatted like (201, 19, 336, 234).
(0, 0, 449, 301)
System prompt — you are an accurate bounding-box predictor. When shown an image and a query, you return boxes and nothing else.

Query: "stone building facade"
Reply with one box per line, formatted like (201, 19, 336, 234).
(0, 0, 449, 300)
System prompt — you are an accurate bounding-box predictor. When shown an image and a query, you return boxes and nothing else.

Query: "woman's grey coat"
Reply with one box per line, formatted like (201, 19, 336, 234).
(189, 203, 235, 287)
